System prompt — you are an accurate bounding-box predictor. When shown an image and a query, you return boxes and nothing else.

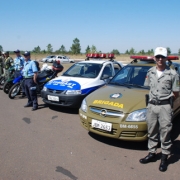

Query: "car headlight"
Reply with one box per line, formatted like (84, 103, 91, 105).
(66, 90, 81, 95)
(42, 86, 47, 91)
(81, 99, 87, 113)
(126, 109, 147, 122)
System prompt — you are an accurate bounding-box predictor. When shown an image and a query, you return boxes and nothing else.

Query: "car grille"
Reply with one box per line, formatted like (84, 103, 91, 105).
(48, 89, 64, 94)
(120, 131, 136, 137)
(90, 106, 124, 118)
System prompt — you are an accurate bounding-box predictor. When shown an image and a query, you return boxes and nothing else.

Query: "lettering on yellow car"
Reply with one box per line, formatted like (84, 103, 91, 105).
(80, 113, 87, 119)
(93, 100, 124, 108)
(120, 124, 138, 129)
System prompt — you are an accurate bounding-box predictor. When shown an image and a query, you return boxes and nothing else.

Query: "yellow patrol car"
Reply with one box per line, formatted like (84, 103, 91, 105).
(79, 55, 180, 141)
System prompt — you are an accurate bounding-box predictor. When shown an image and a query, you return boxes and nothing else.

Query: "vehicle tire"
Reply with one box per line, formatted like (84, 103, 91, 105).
(8, 82, 21, 99)
(3, 81, 13, 94)
(0, 77, 5, 85)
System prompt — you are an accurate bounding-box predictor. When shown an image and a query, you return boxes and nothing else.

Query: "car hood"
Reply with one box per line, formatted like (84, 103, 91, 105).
(86, 85, 149, 113)
(44, 76, 100, 91)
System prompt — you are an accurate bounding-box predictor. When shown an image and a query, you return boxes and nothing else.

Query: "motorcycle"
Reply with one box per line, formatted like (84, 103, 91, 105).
(8, 61, 63, 99)
(3, 71, 23, 94)
(0, 67, 15, 90)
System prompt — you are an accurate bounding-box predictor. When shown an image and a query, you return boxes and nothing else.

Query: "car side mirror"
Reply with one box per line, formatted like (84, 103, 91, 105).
(101, 74, 112, 80)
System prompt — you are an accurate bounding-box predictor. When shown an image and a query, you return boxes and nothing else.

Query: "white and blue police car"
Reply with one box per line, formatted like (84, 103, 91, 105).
(41, 53, 124, 108)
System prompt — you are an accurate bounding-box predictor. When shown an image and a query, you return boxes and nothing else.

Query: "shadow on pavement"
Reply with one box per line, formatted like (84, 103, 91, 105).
(88, 132, 148, 151)
(48, 105, 79, 114)
(88, 114, 180, 151)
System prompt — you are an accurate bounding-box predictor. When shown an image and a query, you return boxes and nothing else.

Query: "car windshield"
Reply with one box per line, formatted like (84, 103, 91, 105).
(63, 63, 102, 78)
(109, 65, 151, 89)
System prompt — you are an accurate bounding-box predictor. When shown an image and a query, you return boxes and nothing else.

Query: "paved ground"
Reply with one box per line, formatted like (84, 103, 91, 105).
(0, 78, 180, 179)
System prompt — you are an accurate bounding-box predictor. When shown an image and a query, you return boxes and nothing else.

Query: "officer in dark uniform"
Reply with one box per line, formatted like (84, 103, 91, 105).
(139, 47, 180, 172)
(23, 51, 38, 111)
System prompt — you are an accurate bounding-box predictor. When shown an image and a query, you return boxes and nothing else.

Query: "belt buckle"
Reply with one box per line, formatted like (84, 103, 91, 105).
(152, 99, 158, 105)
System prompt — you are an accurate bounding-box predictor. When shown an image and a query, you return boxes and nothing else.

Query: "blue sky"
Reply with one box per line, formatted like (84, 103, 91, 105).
(1, 0, 180, 53)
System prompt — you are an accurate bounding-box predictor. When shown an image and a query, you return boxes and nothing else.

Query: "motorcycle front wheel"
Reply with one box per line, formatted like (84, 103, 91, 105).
(0, 77, 5, 88)
(3, 81, 13, 94)
(8, 82, 21, 99)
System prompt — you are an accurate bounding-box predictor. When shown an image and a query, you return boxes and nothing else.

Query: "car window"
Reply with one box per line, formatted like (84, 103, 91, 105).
(110, 66, 151, 86)
(101, 64, 113, 77)
(63, 63, 102, 78)
(113, 63, 123, 74)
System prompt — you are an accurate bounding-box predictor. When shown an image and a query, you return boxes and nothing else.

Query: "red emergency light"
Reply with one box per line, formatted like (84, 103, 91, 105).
(108, 53, 115, 58)
(130, 55, 179, 60)
(86, 53, 107, 58)
(99, 53, 106, 58)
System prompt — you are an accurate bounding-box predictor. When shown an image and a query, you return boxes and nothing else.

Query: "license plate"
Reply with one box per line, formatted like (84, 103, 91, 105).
(47, 95, 59, 101)
(91, 119, 112, 132)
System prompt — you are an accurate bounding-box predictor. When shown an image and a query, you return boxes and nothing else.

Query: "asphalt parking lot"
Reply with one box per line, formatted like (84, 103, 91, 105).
(0, 92, 180, 180)
(0, 63, 180, 179)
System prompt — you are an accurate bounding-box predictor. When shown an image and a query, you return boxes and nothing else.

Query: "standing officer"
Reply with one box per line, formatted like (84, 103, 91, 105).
(13, 49, 25, 97)
(23, 51, 38, 111)
(13, 49, 24, 76)
(139, 47, 180, 172)
(4, 51, 14, 77)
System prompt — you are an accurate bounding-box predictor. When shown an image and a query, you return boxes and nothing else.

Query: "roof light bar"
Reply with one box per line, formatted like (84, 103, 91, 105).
(130, 55, 179, 60)
(86, 53, 110, 59)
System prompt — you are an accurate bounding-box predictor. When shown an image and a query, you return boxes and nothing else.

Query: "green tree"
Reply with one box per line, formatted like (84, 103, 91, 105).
(0, 45, 3, 52)
(41, 50, 46, 54)
(32, 46, 41, 53)
(85, 45, 91, 54)
(70, 38, 81, 54)
(91, 45, 97, 53)
(167, 47, 171, 55)
(125, 50, 129, 54)
(129, 48, 135, 55)
(59, 45, 66, 54)
(138, 50, 145, 55)
(111, 49, 120, 55)
(47, 44, 53, 53)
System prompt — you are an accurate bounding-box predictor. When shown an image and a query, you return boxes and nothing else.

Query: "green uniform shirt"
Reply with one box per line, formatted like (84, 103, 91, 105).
(4, 57, 14, 69)
(144, 66, 180, 100)
(0, 55, 4, 65)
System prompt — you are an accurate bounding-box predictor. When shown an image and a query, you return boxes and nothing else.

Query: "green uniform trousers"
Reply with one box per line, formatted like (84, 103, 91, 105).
(146, 103, 172, 155)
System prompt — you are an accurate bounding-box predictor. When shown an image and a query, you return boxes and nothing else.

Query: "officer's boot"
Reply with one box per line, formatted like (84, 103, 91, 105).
(159, 154, 168, 172)
(139, 152, 156, 164)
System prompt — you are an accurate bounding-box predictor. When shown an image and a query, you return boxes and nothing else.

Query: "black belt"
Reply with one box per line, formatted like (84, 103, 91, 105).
(149, 99, 170, 105)
(24, 77, 33, 79)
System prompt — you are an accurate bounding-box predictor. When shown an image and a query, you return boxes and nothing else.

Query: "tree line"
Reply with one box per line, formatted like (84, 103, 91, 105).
(0, 38, 180, 55)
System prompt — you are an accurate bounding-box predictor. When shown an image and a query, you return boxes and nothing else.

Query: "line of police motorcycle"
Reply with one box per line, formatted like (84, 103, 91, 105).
(0, 61, 64, 99)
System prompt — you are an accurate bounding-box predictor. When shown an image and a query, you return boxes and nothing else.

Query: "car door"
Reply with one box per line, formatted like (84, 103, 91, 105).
(62, 56, 69, 63)
(100, 63, 113, 83)
(172, 64, 180, 114)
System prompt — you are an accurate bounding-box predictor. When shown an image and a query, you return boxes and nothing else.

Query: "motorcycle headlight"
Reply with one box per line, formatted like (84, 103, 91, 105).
(66, 90, 81, 95)
(126, 109, 147, 122)
(81, 99, 87, 113)
(42, 86, 47, 91)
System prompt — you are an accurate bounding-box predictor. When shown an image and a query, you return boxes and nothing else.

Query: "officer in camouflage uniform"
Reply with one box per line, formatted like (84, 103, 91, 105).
(139, 47, 180, 172)
(0, 51, 4, 77)
(3, 51, 14, 78)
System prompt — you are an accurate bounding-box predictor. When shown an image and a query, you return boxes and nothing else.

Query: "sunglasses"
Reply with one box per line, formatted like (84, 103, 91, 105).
(155, 55, 166, 59)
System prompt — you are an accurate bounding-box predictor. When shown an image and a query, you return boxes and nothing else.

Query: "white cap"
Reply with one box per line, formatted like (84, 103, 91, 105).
(154, 47, 167, 57)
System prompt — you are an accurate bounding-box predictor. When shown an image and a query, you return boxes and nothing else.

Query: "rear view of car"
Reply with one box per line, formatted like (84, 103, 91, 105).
(41, 55, 55, 63)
